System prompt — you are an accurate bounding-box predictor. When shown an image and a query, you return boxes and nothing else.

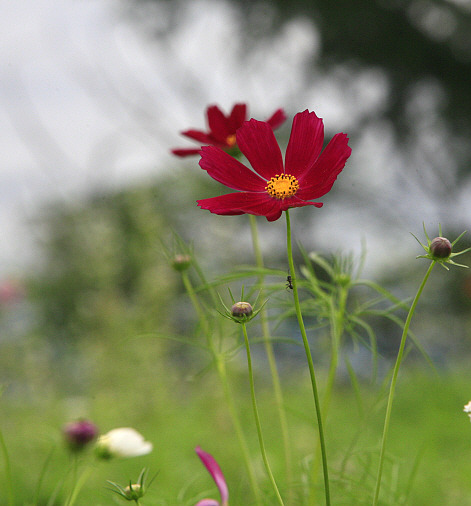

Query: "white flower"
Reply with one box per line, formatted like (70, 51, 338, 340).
(464, 401, 471, 421)
(95, 427, 153, 459)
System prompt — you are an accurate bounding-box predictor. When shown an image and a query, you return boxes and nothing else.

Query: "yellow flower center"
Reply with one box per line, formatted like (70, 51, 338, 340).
(226, 134, 236, 147)
(265, 174, 299, 200)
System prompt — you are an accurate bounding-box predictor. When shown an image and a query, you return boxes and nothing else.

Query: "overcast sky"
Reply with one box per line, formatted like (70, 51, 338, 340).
(2, 0, 463, 279)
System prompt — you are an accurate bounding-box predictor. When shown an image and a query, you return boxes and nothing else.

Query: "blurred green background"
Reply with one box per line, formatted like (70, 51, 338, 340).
(2, 0, 471, 504)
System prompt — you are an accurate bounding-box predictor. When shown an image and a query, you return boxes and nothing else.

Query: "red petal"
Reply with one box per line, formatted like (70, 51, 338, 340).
(297, 133, 351, 199)
(236, 119, 283, 180)
(199, 146, 267, 192)
(228, 103, 247, 131)
(181, 129, 214, 144)
(285, 110, 324, 180)
(280, 195, 324, 212)
(171, 147, 202, 157)
(265, 209, 283, 221)
(206, 105, 231, 142)
(195, 447, 229, 504)
(197, 192, 281, 218)
(265, 108, 287, 130)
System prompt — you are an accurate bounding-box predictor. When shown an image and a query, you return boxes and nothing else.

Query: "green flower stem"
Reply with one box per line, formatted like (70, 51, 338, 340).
(65, 463, 93, 506)
(181, 271, 262, 504)
(324, 286, 348, 414)
(372, 260, 436, 506)
(241, 322, 285, 506)
(311, 286, 348, 487)
(285, 210, 330, 506)
(249, 214, 293, 489)
(0, 429, 14, 506)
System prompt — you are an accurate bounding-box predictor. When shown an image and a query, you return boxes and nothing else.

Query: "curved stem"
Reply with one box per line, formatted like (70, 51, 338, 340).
(66, 462, 92, 506)
(372, 261, 436, 506)
(249, 215, 292, 488)
(285, 210, 330, 506)
(241, 323, 285, 506)
(181, 271, 262, 504)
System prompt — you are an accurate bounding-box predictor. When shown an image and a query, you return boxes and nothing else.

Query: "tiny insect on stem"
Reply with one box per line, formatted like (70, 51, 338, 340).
(286, 275, 293, 290)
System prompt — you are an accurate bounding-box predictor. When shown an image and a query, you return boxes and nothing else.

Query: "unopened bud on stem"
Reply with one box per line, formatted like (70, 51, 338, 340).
(430, 237, 452, 259)
(172, 254, 192, 271)
(231, 301, 253, 320)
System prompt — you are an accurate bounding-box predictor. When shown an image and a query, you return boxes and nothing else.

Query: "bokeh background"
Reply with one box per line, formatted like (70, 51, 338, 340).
(2, 0, 471, 504)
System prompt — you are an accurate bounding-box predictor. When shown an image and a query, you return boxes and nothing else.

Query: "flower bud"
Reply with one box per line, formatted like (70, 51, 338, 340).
(63, 419, 98, 452)
(430, 237, 452, 259)
(231, 301, 253, 320)
(124, 483, 144, 500)
(171, 254, 192, 271)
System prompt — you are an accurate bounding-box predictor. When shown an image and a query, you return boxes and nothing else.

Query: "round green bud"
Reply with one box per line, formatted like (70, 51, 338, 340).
(172, 254, 192, 271)
(430, 237, 452, 259)
(124, 483, 144, 500)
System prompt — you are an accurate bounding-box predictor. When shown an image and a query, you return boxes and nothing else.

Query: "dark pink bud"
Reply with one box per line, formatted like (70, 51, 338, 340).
(63, 420, 98, 451)
(430, 237, 452, 259)
(231, 302, 253, 318)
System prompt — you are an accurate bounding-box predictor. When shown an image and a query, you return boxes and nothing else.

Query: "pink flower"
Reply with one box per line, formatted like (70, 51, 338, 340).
(195, 446, 229, 506)
(197, 109, 351, 222)
(0, 279, 24, 305)
(171, 103, 286, 157)
(63, 419, 98, 452)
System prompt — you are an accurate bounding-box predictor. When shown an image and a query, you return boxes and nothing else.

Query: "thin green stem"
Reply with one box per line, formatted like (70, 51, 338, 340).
(65, 463, 93, 506)
(372, 261, 436, 506)
(249, 214, 293, 489)
(241, 322, 285, 506)
(0, 429, 14, 506)
(285, 210, 330, 506)
(181, 271, 262, 504)
(181, 271, 213, 349)
(311, 286, 348, 487)
(34, 448, 55, 505)
(323, 286, 348, 414)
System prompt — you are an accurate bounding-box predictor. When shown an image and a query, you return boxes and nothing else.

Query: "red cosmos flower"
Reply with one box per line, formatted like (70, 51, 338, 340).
(197, 109, 352, 222)
(171, 103, 286, 157)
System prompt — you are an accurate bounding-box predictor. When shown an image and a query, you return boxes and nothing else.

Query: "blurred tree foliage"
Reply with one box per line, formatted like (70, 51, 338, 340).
(131, 0, 471, 184)
(28, 173, 194, 343)
(26, 167, 261, 344)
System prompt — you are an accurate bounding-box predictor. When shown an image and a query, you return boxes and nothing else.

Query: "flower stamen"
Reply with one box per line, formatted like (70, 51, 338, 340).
(265, 174, 299, 200)
(226, 134, 236, 147)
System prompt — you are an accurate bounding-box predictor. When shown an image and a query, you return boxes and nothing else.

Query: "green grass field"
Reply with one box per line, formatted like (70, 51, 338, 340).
(2, 326, 471, 505)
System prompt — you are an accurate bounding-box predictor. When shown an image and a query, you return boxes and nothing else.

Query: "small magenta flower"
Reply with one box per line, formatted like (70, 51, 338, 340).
(63, 419, 98, 452)
(195, 446, 229, 506)
(171, 103, 286, 157)
(414, 224, 470, 270)
(95, 428, 153, 460)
